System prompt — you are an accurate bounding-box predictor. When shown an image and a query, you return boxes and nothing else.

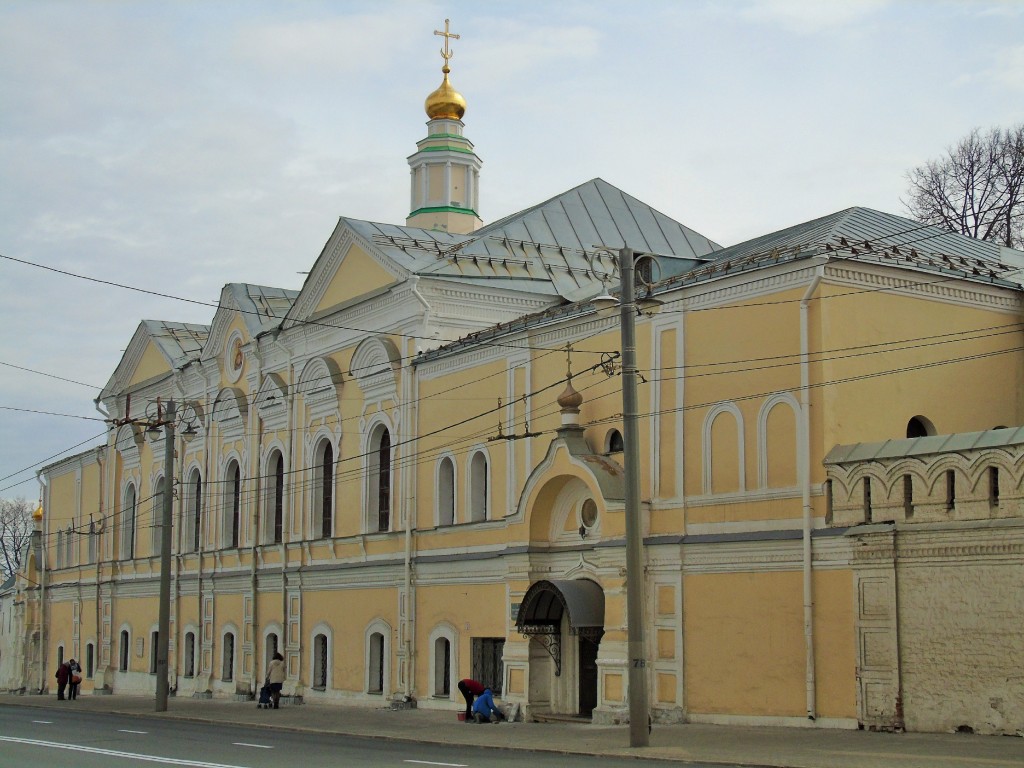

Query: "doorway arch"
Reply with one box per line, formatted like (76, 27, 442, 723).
(516, 579, 604, 717)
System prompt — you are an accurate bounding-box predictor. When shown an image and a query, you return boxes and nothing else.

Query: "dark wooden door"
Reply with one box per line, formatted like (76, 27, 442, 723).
(578, 637, 599, 716)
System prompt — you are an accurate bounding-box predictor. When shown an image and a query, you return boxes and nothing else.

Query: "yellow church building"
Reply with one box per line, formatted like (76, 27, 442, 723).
(9, 25, 1024, 736)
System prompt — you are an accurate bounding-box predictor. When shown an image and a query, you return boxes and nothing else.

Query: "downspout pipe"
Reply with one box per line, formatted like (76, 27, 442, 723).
(36, 470, 48, 695)
(800, 265, 824, 721)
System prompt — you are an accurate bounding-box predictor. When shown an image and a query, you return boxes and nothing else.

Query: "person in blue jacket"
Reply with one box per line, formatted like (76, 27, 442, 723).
(471, 687, 506, 723)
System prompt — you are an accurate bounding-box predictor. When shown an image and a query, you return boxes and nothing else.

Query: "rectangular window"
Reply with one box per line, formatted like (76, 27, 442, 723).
(989, 466, 1000, 508)
(946, 470, 956, 511)
(471, 637, 505, 695)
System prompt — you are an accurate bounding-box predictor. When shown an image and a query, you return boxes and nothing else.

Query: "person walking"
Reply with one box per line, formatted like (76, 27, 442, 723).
(471, 687, 505, 723)
(55, 660, 70, 701)
(457, 678, 485, 721)
(266, 652, 286, 709)
(67, 659, 82, 700)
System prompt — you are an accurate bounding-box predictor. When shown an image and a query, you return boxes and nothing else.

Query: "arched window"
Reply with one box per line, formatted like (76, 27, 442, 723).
(469, 451, 488, 522)
(185, 468, 203, 553)
(606, 428, 624, 454)
(183, 631, 196, 677)
(151, 476, 165, 554)
(368, 426, 391, 532)
(57, 645, 65, 667)
(438, 457, 455, 526)
(313, 439, 334, 539)
(265, 633, 279, 674)
(85, 643, 94, 679)
(119, 629, 130, 672)
(313, 633, 328, 689)
(121, 484, 137, 560)
(223, 461, 241, 548)
(433, 637, 451, 696)
(222, 632, 235, 682)
(368, 632, 385, 694)
(266, 451, 285, 544)
(907, 416, 936, 438)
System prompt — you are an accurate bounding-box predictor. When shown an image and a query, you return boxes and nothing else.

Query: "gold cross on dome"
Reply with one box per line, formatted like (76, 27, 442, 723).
(434, 18, 460, 66)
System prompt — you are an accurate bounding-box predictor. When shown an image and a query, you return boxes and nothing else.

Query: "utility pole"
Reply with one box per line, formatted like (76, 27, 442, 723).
(155, 400, 176, 712)
(619, 246, 650, 747)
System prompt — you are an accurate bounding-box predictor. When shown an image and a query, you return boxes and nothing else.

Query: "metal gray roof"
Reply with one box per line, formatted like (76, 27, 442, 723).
(140, 320, 209, 369)
(223, 283, 299, 336)
(348, 178, 721, 302)
(824, 427, 1024, 465)
(663, 207, 1023, 291)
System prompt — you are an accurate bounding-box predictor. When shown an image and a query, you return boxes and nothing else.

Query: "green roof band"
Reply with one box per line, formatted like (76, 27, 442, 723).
(408, 206, 480, 217)
(414, 145, 476, 155)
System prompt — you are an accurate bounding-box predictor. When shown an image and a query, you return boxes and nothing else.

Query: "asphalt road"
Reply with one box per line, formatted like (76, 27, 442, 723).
(0, 704, 705, 768)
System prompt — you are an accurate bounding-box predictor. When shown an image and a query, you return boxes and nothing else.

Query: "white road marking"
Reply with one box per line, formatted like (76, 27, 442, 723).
(403, 761, 468, 767)
(232, 742, 273, 749)
(0, 735, 252, 767)
(31, 720, 53, 724)
(119, 729, 149, 734)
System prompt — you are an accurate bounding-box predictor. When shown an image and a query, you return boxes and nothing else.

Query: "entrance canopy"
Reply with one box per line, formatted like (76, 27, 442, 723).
(516, 579, 605, 639)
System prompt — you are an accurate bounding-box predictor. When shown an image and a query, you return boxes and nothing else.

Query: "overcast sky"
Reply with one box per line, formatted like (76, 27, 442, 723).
(2, 0, 1023, 499)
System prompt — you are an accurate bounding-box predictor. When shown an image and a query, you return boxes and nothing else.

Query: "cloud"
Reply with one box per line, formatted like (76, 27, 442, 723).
(739, 0, 889, 34)
(990, 45, 1024, 90)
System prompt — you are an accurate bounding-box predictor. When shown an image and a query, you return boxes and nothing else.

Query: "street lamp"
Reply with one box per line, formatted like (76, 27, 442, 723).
(139, 398, 198, 711)
(594, 246, 661, 748)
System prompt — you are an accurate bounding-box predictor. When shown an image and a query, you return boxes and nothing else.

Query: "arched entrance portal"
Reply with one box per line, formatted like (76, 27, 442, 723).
(516, 579, 604, 717)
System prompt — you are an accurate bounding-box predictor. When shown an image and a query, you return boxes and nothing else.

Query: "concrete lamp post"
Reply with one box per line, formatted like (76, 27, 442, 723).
(143, 398, 198, 712)
(593, 246, 661, 748)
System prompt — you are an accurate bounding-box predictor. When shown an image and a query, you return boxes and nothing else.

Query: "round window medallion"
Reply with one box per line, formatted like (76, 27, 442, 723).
(580, 498, 598, 528)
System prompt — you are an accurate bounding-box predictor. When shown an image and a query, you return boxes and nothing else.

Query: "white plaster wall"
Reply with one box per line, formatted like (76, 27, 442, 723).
(897, 538, 1024, 735)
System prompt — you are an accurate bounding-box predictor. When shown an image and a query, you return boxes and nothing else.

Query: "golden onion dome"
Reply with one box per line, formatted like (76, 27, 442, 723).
(425, 67, 466, 120)
(33, 505, 43, 521)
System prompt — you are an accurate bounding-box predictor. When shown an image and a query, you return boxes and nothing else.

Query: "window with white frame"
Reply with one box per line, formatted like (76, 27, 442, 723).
(437, 456, 455, 526)
(367, 426, 391, 532)
(312, 633, 328, 689)
(313, 439, 334, 539)
(368, 632, 385, 693)
(119, 629, 130, 672)
(183, 631, 195, 677)
(121, 483, 137, 560)
(185, 468, 202, 552)
(266, 451, 284, 543)
(223, 461, 241, 548)
(469, 451, 488, 522)
(222, 631, 235, 682)
(151, 476, 165, 555)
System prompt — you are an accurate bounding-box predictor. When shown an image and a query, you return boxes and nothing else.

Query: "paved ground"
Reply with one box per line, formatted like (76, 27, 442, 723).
(1, 693, 1021, 768)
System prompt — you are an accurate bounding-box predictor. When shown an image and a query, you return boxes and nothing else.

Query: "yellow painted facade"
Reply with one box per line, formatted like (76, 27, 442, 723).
(9, 56, 1023, 738)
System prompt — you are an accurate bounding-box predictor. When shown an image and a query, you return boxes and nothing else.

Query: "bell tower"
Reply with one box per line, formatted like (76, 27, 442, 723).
(406, 19, 482, 234)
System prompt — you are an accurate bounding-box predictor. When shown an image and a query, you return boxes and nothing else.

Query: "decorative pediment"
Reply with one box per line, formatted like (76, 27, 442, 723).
(212, 387, 248, 439)
(255, 374, 289, 431)
(349, 336, 400, 405)
(283, 222, 408, 330)
(115, 423, 142, 469)
(298, 357, 343, 421)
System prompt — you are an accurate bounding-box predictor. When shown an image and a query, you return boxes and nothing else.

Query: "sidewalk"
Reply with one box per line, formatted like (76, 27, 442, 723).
(1, 692, 1021, 768)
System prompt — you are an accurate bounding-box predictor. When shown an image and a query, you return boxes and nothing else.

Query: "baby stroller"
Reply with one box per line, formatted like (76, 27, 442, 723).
(257, 683, 273, 709)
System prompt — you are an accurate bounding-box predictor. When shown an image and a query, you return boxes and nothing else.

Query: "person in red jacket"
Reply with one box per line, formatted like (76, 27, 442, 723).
(55, 661, 70, 700)
(457, 678, 485, 720)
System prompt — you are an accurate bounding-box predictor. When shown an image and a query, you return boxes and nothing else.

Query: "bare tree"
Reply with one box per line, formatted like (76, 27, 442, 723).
(0, 497, 35, 582)
(904, 124, 1024, 249)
